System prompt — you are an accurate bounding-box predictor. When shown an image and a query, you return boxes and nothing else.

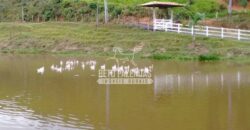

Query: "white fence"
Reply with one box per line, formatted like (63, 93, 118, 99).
(154, 19, 250, 41)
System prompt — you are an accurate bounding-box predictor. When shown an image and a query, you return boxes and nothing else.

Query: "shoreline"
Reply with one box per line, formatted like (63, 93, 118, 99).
(1, 51, 250, 63)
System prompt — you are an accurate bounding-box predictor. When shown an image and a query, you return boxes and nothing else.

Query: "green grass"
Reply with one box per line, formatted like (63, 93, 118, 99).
(86, 0, 221, 18)
(216, 13, 250, 29)
(0, 22, 250, 61)
(198, 54, 220, 61)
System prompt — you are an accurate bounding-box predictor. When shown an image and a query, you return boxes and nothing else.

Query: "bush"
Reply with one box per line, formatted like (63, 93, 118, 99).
(198, 54, 220, 61)
(0, 0, 226, 22)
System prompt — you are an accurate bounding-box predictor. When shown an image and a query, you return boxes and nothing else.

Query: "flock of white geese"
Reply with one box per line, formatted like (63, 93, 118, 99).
(37, 60, 153, 75)
(37, 60, 96, 75)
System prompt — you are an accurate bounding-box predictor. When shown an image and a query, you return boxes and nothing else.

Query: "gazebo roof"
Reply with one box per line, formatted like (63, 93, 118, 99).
(140, 1, 185, 8)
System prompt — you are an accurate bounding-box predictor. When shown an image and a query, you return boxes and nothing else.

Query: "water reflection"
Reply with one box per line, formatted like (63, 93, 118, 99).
(153, 71, 250, 130)
(154, 72, 248, 96)
(0, 99, 93, 130)
(105, 84, 110, 130)
(228, 83, 233, 130)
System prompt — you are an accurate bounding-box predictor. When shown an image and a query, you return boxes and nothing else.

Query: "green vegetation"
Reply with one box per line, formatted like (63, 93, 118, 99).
(0, 22, 250, 61)
(206, 13, 250, 29)
(0, 1, 249, 62)
(0, 0, 229, 22)
(188, 12, 205, 44)
(198, 54, 220, 61)
(239, 0, 249, 9)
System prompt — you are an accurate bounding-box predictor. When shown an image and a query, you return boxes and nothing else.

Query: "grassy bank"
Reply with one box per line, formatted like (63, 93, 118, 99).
(0, 22, 250, 61)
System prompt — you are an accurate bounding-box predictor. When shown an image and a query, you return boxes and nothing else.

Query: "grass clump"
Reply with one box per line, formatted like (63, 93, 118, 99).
(152, 54, 174, 60)
(198, 54, 220, 61)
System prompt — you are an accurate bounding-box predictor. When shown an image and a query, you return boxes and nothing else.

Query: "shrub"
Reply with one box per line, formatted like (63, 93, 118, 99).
(198, 54, 220, 61)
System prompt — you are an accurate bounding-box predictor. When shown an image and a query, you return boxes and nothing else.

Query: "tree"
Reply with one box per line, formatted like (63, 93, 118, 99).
(0, 4, 5, 21)
(21, 0, 27, 22)
(104, 0, 108, 23)
(189, 12, 205, 44)
(36, 0, 47, 22)
(228, 0, 232, 16)
(239, 0, 248, 12)
(50, 0, 63, 21)
(184, 4, 205, 44)
(96, 0, 100, 26)
(27, 0, 39, 22)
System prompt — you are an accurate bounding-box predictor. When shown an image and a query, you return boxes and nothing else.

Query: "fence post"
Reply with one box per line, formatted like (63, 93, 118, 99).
(178, 24, 180, 33)
(153, 19, 156, 31)
(221, 28, 224, 39)
(153, 8, 156, 32)
(191, 26, 194, 35)
(206, 26, 209, 36)
(165, 22, 168, 32)
(238, 29, 241, 40)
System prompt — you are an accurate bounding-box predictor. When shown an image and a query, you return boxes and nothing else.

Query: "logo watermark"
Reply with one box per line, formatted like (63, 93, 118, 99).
(98, 44, 154, 85)
(97, 65, 153, 85)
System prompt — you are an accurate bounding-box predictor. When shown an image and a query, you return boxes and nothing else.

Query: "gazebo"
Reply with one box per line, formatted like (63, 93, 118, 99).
(140, 1, 185, 31)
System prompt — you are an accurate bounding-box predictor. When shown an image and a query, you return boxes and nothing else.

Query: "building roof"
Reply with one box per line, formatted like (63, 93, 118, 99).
(140, 1, 185, 8)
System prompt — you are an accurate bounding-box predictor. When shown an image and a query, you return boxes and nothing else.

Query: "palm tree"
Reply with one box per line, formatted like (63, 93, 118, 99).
(185, 3, 204, 44)
(189, 12, 205, 44)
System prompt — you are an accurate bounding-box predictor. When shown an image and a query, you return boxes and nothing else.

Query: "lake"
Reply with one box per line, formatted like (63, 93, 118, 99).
(0, 55, 250, 130)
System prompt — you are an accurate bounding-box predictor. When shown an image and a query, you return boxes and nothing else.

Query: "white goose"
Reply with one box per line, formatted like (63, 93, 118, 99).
(37, 66, 45, 75)
(81, 62, 85, 70)
(101, 64, 106, 70)
(90, 65, 96, 70)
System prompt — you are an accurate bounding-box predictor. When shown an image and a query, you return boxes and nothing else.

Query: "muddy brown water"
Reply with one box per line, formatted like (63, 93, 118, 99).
(0, 55, 250, 130)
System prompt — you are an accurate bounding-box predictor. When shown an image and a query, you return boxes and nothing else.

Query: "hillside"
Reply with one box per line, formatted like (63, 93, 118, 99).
(0, 0, 222, 22)
(0, 0, 249, 29)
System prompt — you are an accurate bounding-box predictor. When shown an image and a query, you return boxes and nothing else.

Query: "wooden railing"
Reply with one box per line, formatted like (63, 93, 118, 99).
(154, 19, 250, 41)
